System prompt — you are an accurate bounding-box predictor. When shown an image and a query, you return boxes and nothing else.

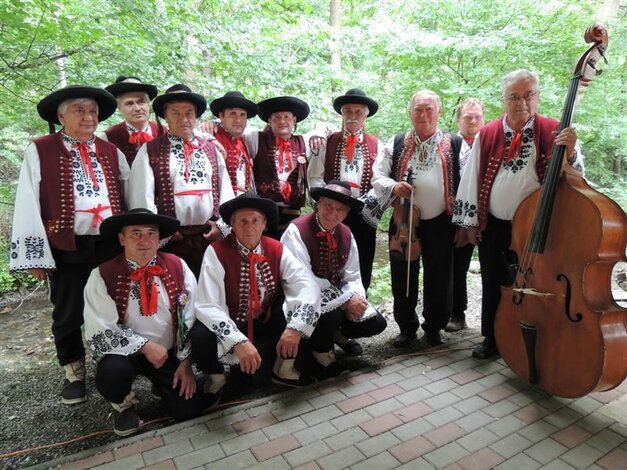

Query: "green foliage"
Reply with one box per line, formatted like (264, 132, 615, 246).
(367, 262, 391, 306)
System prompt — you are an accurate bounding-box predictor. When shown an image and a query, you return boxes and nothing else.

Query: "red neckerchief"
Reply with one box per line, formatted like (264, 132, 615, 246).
(128, 265, 165, 316)
(72, 141, 100, 189)
(276, 137, 292, 173)
(316, 229, 338, 265)
(247, 251, 268, 341)
(505, 130, 522, 163)
(183, 140, 199, 183)
(344, 134, 359, 163)
(129, 131, 152, 145)
(464, 135, 475, 147)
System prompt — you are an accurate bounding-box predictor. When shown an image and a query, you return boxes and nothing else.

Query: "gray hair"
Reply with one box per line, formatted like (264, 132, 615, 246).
(58, 98, 98, 116)
(501, 69, 540, 96)
(340, 104, 370, 117)
(455, 98, 484, 120)
(116, 92, 150, 107)
(408, 90, 442, 113)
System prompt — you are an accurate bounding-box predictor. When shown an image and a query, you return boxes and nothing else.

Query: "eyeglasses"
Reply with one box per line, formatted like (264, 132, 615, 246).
(504, 91, 539, 103)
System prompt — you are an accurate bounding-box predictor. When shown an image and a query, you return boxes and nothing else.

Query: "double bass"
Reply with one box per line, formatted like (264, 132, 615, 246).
(494, 25, 627, 398)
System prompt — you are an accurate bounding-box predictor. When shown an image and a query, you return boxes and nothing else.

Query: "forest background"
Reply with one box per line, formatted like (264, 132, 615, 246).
(0, 0, 625, 295)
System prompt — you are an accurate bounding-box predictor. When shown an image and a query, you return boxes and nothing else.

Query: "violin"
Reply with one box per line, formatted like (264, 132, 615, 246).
(494, 24, 627, 398)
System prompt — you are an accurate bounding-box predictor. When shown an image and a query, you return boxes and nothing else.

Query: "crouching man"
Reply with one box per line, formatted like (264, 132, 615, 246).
(190, 193, 322, 392)
(84, 209, 201, 436)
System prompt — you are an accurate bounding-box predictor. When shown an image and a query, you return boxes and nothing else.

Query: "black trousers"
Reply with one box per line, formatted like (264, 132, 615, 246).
(341, 310, 387, 339)
(265, 207, 301, 240)
(477, 215, 513, 340)
(452, 242, 475, 320)
(388, 212, 454, 335)
(95, 352, 200, 422)
(161, 226, 211, 279)
(343, 211, 377, 292)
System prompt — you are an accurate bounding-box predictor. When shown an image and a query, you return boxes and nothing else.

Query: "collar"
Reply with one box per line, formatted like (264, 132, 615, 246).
(61, 132, 95, 147)
(503, 115, 535, 134)
(126, 122, 151, 133)
(236, 239, 263, 257)
(126, 255, 157, 271)
(414, 128, 442, 146)
(167, 131, 197, 145)
(315, 214, 336, 235)
(343, 128, 363, 140)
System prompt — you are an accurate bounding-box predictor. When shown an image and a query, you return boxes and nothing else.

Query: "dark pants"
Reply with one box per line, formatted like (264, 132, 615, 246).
(265, 207, 301, 240)
(95, 353, 200, 422)
(477, 215, 513, 340)
(389, 212, 454, 335)
(343, 211, 377, 292)
(452, 242, 475, 321)
(341, 311, 387, 339)
(161, 225, 211, 279)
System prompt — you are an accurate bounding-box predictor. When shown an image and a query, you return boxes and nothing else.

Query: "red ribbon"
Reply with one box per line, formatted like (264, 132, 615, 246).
(72, 142, 100, 189)
(183, 140, 198, 183)
(76, 203, 111, 228)
(128, 131, 152, 145)
(276, 137, 292, 173)
(281, 182, 292, 202)
(128, 265, 165, 316)
(316, 230, 338, 264)
(464, 136, 475, 147)
(174, 188, 211, 199)
(344, 134, 359, 163)
(247, 252, 267, 341)
(505, 130, 522, 163)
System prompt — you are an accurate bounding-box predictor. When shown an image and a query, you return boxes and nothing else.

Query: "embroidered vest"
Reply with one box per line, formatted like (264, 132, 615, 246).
(254, 128, 307, 208)
(477, 114, 558, 230)
(98, 252, 184, 331)
(145, 134, 221, 219)
(104, 121, 161, 165)
(215, 126, 253, 193)
(36, 132, 124, 252)
(323, 131, 378, 196)
(292, 214, 351, 289)
(212, 234, 284, 331)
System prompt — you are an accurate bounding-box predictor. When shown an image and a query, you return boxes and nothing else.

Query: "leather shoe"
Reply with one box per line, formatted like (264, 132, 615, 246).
(445, 318, 467, 332)
(472, 339, 499, 359)
(424, 330, 444, 346)
(335, 337, 364, 357)
(393, 332, 417, 347)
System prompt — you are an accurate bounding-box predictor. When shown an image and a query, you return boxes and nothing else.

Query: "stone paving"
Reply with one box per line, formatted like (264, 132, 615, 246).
(34, 336, 627, 469)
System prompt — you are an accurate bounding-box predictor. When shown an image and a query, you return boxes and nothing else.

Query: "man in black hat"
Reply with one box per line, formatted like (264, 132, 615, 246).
(308, 89, 385, 297)
(102, 76, 161, 165)
(190, 193, 322, 389)
(128, 84, 235, 278)
(84, 208, 201, 437)
(209, 91, 259, 195)
(282, 180, 387, 373)
(10, 85, 130, 405)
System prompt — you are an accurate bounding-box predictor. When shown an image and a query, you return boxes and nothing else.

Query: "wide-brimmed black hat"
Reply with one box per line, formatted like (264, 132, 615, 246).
(220, 193, 279, 230)
(152, 84, 207, 119)
(210, 91, 258, 118)
(100, 208, 180, 241)
(333, 88, 378, 117)
(257, 96, 310, 123)
(37, 85, 117, 125)
(310, 180, 364, 214)
(105, 76, 158, 100)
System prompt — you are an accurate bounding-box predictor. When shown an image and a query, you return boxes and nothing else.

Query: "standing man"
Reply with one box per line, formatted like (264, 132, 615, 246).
(446, 98, 485, 333)
(103, 76, 161, 165)
(84, 209, 201, 436)
(453, 69, 582, 359)
(128, 84, 235, 278)
(190, 193, 321, 389)
(373, 90, 462, 347)
(209, 91, 258, 195)
(10, 85, 129, 404)
(282, 181, 387, 365)
(308, 89, 386, 293)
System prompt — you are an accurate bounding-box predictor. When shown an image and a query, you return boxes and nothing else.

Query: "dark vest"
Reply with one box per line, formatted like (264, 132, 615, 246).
(104, 121, 161, 165)
(35, 132, 124, 251)
(323, 131, 378, 196)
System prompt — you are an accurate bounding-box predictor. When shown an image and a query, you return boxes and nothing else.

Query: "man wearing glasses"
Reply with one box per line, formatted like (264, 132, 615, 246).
(452, 69, 584, 359)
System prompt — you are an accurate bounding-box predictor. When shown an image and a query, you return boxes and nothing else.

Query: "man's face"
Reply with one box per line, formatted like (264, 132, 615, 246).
(219, 107, 248, 137)
(341, 104, 368, 134)
(317, 197, 350, 231)
(118, 225, 160, 263)
(457, 103, 484, 138)
(231, 208, 267, 250)
(269, 111, 297, 139)
(165, 101, 197, 140)
(58, 100, 99, 141)
(503, 78, 540, 130)
(410, 94, 440, 139)
(118, 92, 150, 128)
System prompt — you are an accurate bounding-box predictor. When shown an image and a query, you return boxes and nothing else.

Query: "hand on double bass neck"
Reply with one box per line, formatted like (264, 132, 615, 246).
(551, 127, 580, 171)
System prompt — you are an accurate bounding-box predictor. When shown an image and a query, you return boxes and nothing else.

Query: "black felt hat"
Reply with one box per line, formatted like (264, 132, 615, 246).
(37, 86, 117, 125)
(257, 96, 310, 123)
(105, 76, 158, 100)
(333, 88, 379, 117)
(210, 91, 258, 118)
(152, 84, 207, 119)
(100, 208, 180, 241)
(220, 192, 279, 230)
(310, 180, 364, 214)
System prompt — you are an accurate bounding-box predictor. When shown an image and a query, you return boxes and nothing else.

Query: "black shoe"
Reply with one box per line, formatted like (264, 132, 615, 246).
(445, 318, 468, 332)
(393, 332, 417, 347)
(335, 338, 363, 357)
(424, 330, 444, 346)
(472, 338, 499, 359)
(271, 373, 317, 388)
(61, 379, 87, 405)
(113, 407, 141, 437)
(310, 361, 349, 381)
(201, 388, 223, 413)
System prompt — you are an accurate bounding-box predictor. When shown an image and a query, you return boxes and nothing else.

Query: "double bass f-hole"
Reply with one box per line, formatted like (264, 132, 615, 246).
(556, 274, 583, 323)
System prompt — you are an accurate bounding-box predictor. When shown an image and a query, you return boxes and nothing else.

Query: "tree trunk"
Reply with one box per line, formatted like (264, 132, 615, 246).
(330, 0, 341, 74)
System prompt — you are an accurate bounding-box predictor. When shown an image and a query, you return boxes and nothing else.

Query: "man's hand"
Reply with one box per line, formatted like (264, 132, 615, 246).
(172, 357, 197, 399)
(393, 182, 413, 199)
(466, 227, 482, 246)
(202, 221, 222, 242)
(554, 127, 577, 163)
(276, 328, 301, 359)
(141, 340, 168, 369)
(345, 295, 368, 321)
(453, 228, 470, 248)
(309, 136, 325, 151)
(198, 121, 218, 135)
(29, 269, 49, 281)
(172, 230, 184, 242)
(234, 340, 262, 374)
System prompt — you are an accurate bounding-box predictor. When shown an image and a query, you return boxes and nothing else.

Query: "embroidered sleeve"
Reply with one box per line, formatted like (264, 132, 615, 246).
(176, 261, 198, 361)
(84, 269, 149, 361)
(10, 143, 56, 271)
(452, 134, 481, 228)
(127, 145, 157, 212)
(371, 136, 397, 207)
